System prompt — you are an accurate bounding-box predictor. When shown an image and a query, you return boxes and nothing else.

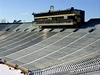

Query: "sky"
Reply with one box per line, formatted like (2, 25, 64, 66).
(0, 0, 100, 22)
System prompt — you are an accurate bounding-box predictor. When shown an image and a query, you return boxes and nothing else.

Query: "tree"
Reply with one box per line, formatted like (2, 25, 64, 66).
(1, 19, 7, 23)
(13, 20, 17, 23)
(13, 20, 22, 23)
(17, 20, 22, 23)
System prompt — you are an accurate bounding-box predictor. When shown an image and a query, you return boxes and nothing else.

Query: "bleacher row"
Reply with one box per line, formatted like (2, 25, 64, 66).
(0, 21, 100, 75)
(35, 19, 73, 24)
(31, 54, 100, 75)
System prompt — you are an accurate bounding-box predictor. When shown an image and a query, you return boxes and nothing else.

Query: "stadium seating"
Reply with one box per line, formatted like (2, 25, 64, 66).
(0, 19, 100, 75)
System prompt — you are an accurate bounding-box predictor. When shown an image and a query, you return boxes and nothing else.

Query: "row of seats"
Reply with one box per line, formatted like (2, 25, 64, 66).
(1, 26, 98, 71)
(0, 22, 36, 32)
(0, 23, 21, 31)
(35, 19, 73, 24)
(0, 22, 100, 75)
(31, 55, 100, 75)
(0, 31, 57, 57)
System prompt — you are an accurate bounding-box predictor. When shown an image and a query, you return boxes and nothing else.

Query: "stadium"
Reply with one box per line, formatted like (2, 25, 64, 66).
(0, 6, 100, 75)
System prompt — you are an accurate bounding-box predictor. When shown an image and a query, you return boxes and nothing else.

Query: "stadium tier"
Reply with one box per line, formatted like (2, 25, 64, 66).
(0, 6, 100, 75)
(0, 19, 100, 75)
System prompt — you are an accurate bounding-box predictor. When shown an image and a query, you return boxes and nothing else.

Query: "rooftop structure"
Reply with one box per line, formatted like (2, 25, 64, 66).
(32, 6, 85, 28)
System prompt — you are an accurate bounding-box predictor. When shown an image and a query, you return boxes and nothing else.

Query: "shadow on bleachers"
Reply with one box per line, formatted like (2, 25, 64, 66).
(81, 18, 100, 28)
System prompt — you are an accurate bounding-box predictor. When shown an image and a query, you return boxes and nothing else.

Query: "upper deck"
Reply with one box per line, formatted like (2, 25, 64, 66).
(32, 6, 85, 28)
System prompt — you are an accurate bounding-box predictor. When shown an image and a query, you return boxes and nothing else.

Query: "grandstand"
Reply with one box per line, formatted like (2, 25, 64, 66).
(0, 6, 100, 75)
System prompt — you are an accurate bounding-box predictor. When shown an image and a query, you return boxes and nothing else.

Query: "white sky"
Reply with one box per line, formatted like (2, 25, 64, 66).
(0, 64, 24, 75)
